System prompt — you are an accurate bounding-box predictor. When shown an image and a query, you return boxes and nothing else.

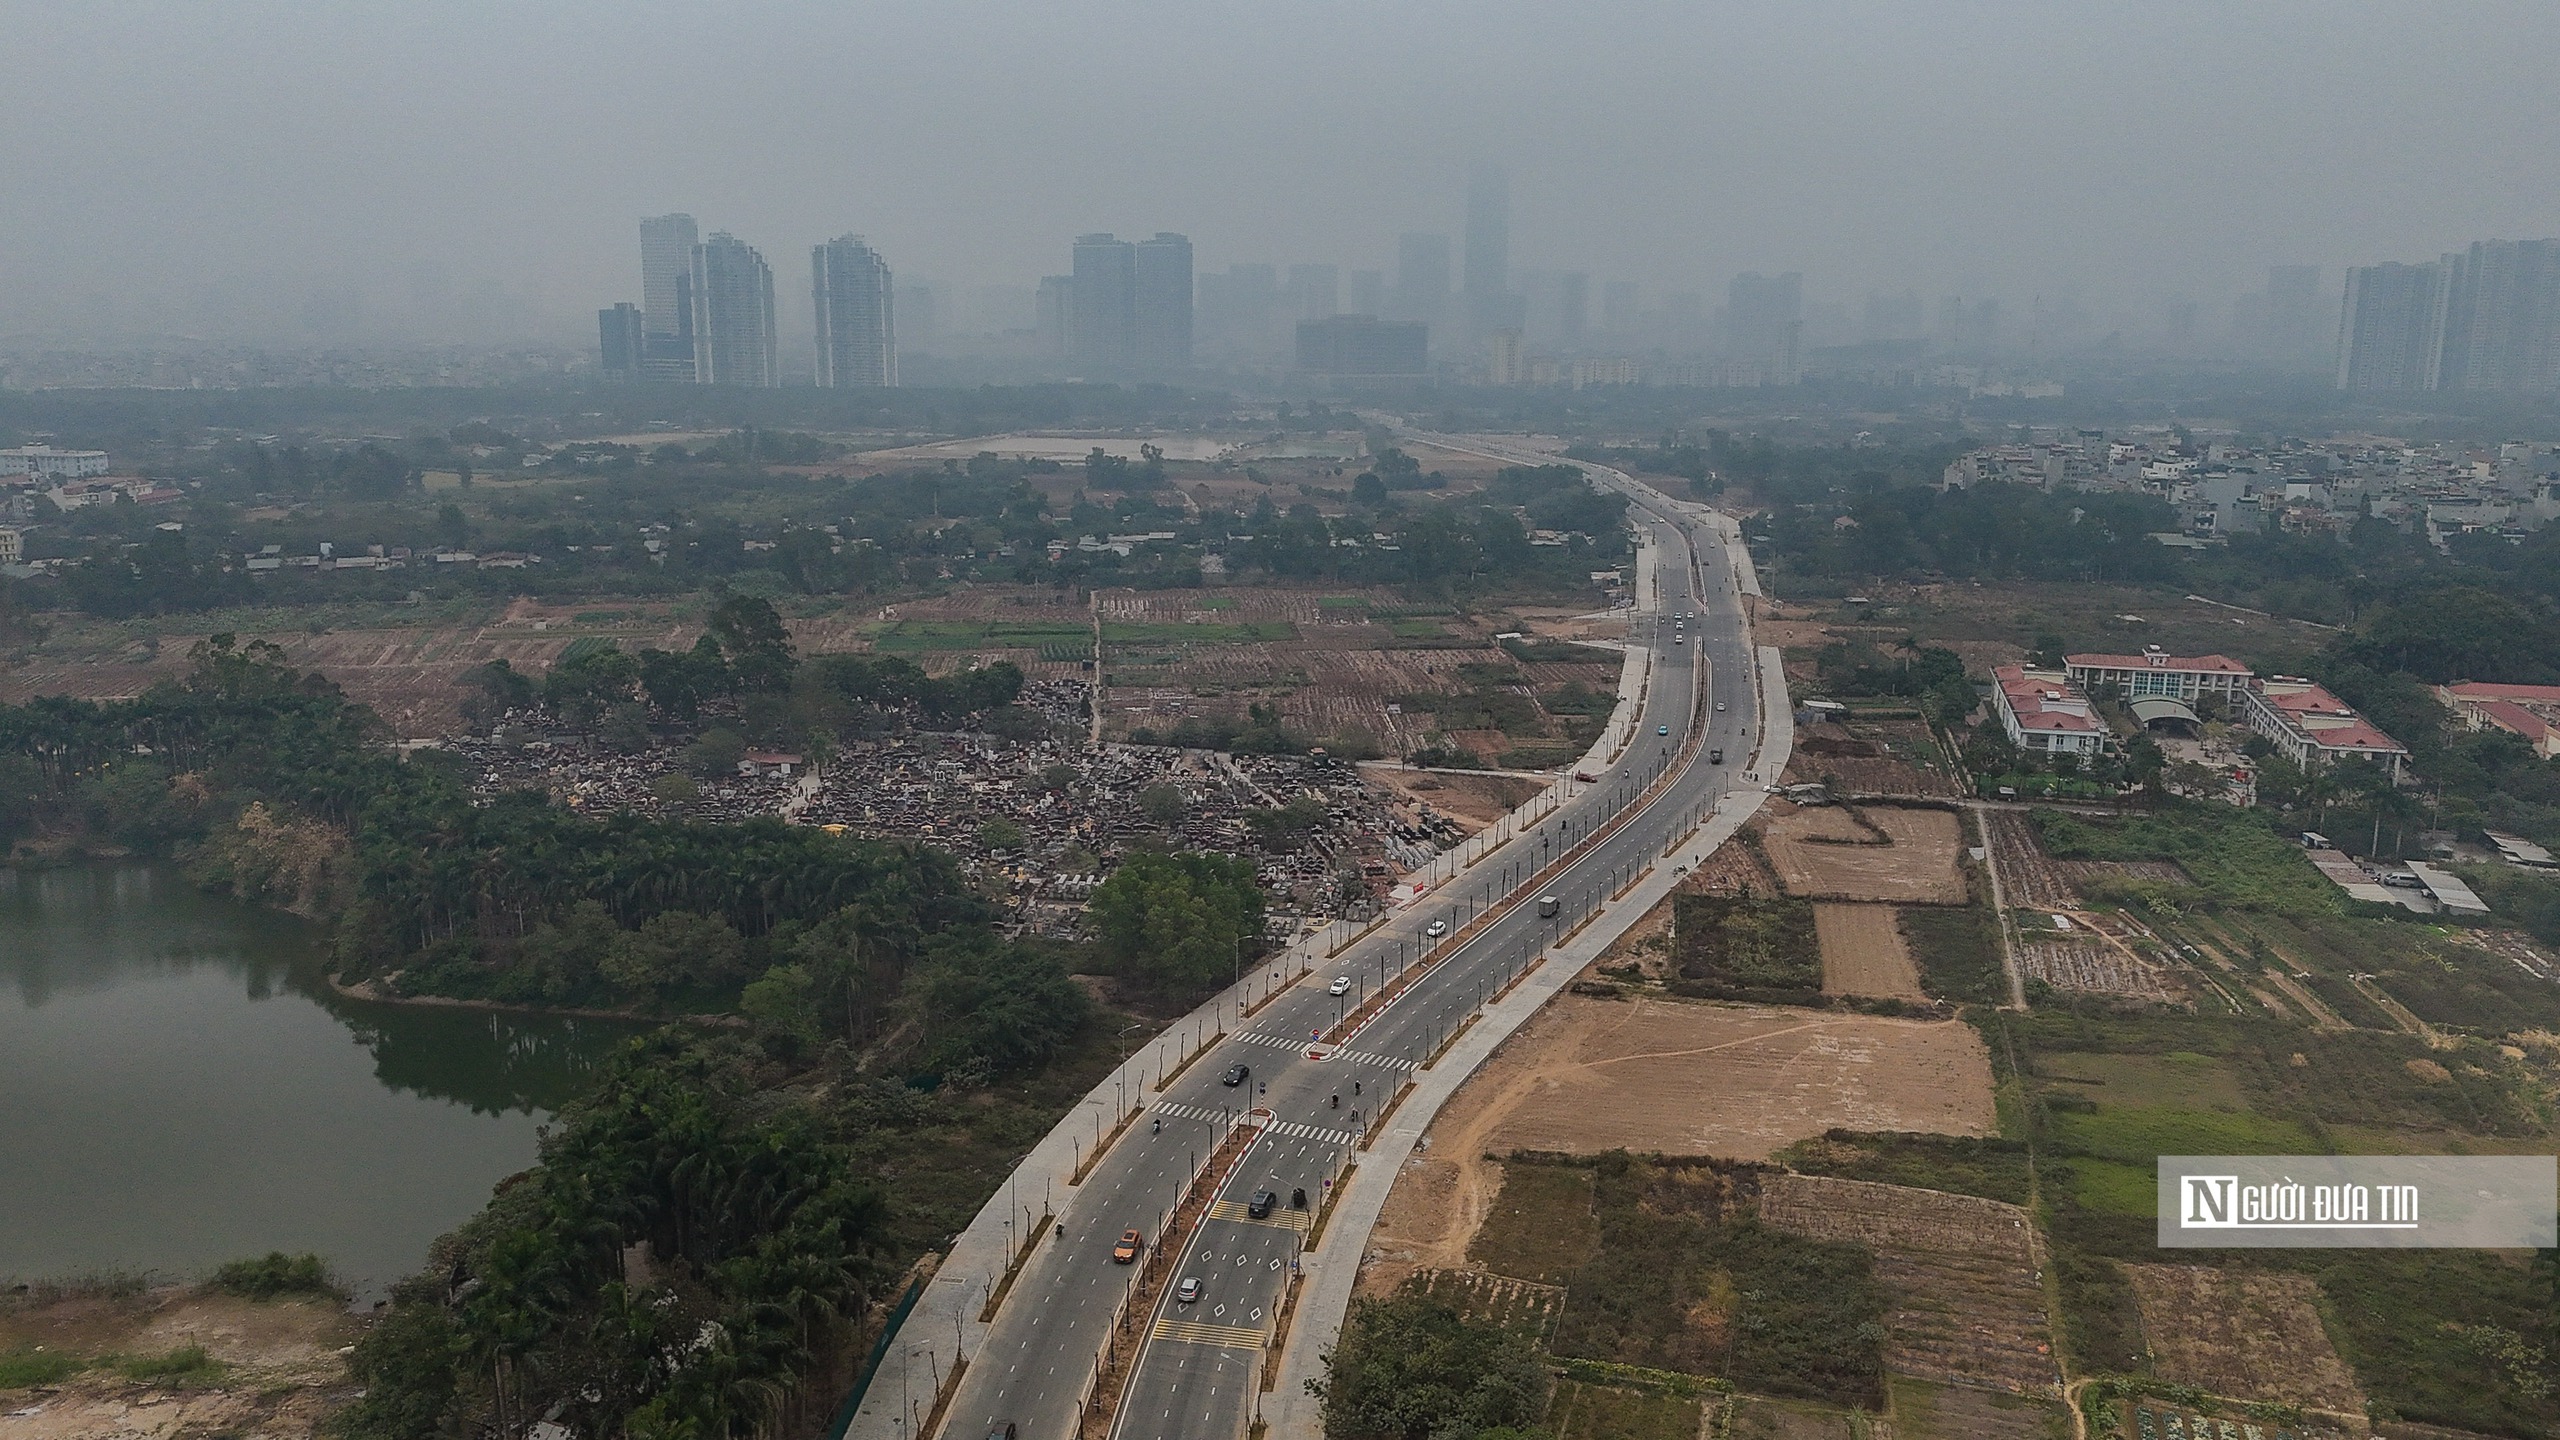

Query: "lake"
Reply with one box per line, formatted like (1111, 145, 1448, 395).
(0, 864, 642, 1297)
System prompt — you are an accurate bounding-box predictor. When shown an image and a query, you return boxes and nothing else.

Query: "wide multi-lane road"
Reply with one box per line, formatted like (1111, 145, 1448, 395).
(943, 456, 1759, 1440)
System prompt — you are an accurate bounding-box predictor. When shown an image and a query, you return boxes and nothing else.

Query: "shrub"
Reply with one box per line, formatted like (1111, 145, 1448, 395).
(210, 1250, 338, 1300)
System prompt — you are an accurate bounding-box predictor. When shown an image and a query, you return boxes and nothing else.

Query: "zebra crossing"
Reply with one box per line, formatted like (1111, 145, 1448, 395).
(1237, 1029, 1418, 1072)
(1150, 1101, 1356, 1147)
(1207, 1199, 1312, 1231)
(1149, 1317, 1264, 1350)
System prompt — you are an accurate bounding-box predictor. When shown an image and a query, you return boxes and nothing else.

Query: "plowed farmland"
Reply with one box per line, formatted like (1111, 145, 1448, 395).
(1759, 1174, 2058, 1396)
(2126, 1265, 2365, 1414)
(1816, 903, 1927, 1001)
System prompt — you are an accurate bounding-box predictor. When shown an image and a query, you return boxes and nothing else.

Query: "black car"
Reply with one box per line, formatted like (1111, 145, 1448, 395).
(1248, 1189, 1278, 1219)
(1221, 1063, 1249, 1087)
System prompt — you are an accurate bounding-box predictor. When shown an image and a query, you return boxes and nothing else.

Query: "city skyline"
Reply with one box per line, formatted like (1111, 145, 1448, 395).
(12, 5, 2560, 349)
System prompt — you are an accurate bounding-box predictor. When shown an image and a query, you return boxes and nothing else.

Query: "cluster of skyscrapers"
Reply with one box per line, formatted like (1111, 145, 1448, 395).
(1033, 232, 1196, 374)
(599, 214, 895, 388)
(2338, 239, 2560, 392)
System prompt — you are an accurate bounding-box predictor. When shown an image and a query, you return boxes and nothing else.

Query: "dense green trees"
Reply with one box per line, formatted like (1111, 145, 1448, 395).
(1309, 1294, 1547, 1440)
(1086, 849, 1264, 994)
(337, 1036, 892, 1440)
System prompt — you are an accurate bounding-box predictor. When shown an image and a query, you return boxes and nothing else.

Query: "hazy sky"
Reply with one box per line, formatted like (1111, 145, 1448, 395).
(11, 1, 2560, 344)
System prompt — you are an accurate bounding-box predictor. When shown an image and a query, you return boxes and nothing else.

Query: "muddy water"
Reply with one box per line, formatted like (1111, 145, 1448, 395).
(0, 864, 643, 1296)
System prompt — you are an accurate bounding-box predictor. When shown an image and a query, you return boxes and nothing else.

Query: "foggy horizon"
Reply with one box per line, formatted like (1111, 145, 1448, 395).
(12, 1, 2560, 349)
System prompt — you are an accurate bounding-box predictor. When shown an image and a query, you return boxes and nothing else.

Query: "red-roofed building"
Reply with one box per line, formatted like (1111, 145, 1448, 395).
(1992, 664, 2108, 759)
(2066, 647, 2254, 703)
(2437, 681, 2560, 759)
(2240, 678, 2407, 778)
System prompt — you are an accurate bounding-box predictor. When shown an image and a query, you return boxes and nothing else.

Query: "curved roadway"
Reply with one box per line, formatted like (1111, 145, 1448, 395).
(944, 457, 1758, 1440)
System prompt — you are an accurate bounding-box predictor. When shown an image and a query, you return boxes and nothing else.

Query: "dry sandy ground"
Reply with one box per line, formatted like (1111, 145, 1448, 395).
(1764, 806, 1967, 905)
(1359, 994, 1995, 1296)
(1364, 768, 1549, 833)
(2127, 1265, 2367, 1415)
(0, 1290, 356, 1440)
(1814, 903, 1927, 1001)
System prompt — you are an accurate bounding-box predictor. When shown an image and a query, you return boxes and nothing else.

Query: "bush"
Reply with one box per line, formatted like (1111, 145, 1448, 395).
(210, 1251, 338, 1300)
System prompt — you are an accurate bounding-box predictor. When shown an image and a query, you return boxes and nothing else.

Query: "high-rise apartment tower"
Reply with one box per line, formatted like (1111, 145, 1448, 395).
(639, 213, 699, 380)
(812, 235, 897, 387)
(689, 232, 778, 387)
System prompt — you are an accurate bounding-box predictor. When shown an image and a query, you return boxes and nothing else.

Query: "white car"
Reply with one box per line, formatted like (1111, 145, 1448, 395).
(1328, 975, 1352, 996)
(1715, 701, 1726, 711)
(1426, 919, 1448, 938)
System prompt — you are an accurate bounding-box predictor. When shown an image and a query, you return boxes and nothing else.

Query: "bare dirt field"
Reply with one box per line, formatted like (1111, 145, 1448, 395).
(1357, 994, 1996, 1296)
(1815, 903, 1927, 1001)
(2126, 1265, 2366, 1414)
(1365, 767, 1549, 833)
(0, 1289, 355, 1440)
(1759, 1174, 2057, 1395)
(1764, 805, 1968, 904)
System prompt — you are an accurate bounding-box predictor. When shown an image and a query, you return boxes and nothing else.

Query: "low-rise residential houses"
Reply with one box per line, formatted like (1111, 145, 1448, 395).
(2238, 677, 2409, 779)
(1938, 429, 2560, 548)
(2436, 680, 2560, 759)
(1990, 663, 2108, 759)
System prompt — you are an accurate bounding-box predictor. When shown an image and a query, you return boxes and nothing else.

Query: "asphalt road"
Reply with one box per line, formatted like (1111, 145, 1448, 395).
(947, 467, 1759, 1440)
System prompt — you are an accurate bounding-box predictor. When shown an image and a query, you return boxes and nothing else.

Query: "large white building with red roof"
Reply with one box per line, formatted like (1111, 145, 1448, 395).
(1991, 664, 2109, 759)
(2065, 647, 2255, 703)
(2240, 677, 2408, 778)
(2436, 681, 2560, 759)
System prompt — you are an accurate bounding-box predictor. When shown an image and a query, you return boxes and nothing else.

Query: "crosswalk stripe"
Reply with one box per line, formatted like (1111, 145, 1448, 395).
(1206, 1200, 1312, 1231)
(1150, 1318, 1265, 1349)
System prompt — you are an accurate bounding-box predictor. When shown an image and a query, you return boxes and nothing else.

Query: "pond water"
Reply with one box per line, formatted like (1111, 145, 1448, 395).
(0, 864, 642, 1297)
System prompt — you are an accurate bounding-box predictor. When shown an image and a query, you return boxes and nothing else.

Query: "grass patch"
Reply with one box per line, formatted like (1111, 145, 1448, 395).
(2056, 1157, 2157, 1216)
(1546, 1377, 1703, 1440)
(112, 1346, 228, 1388)
(0, 1350, 91, 1388)
(1898, 904, 2006, 1005)
(1667, 895, 1822, 1003)
(1775, 1131, 2034, 1205)
(2049, 1248, 2150, 1378)
(1537, 1155, 1887, 1407)
(209, 1251, 338, 1300)
(2031, 805, 2339, 916)
(1468, 1161, 1599, 1284)
(2044, 1103, 2321, 1166)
